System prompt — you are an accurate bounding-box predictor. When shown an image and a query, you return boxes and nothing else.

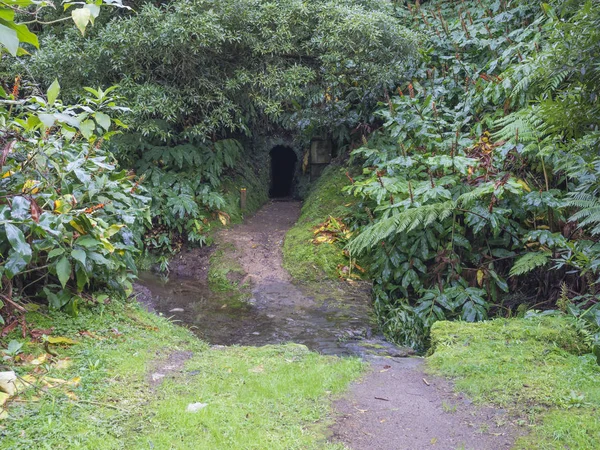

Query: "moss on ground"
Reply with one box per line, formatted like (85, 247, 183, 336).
(207, 243, 247, 294)
(283, 165, 354, 281)
(0, 301, 364, 449)
(428, 316, 600, 449)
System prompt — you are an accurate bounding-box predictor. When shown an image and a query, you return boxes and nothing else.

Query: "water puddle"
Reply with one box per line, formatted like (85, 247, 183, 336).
(137, 272, 409, 357)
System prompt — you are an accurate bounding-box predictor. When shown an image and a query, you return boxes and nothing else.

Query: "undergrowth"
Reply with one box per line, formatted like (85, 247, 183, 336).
(428, 316, 600, 449)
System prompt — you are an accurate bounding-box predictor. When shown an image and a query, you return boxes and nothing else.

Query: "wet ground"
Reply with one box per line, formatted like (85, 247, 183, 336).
(137, 201, 408, 357)
(137, 200, 521, 449)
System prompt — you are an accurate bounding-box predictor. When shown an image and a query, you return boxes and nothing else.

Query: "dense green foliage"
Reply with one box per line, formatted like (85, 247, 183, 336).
(7, 0, 418, 254)
(1, 2, 147, 322)
(0, 80, 148, 322)
(345, 0, 600, 349)
(429, 315, 600, 448)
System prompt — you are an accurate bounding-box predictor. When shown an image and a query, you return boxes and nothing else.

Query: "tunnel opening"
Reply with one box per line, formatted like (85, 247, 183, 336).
(269, 145, 297, 198)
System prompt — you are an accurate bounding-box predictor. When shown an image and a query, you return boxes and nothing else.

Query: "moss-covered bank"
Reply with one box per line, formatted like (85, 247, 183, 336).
(283, 165, 354, 281)
(0, 300, 363, 449)
(428, 316, 600, 449)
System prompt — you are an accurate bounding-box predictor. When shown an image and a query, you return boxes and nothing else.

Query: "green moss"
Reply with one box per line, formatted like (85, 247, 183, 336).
(427, 316, 600, 449)
(208, 244, 247, 293)
(283, 165, 354, 281)
(1, 300, 364, 449)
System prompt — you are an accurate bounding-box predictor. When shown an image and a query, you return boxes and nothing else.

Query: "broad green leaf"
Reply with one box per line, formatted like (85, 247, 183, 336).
(44, 288, 72, 310)
(5, 223, 32, 257)
(56, 256, 72, 288)
(38, 113, 56, 128)
(79, 119, 95, 139)
(4, 252, 29, 278)
(84, 3, 100, 23)
(76, 266, 89, 291)
(94, 111, 111, 131)
(0, 22, 18, 56)
(9, 22, 38, 48)
(71, 249, 87, 266)
(0, 9, 15, 22)
(48, 248, 66, 259)
(10, 196, 30, 220)
(75, 235, 100, 248)
(47, 79, 60, 106)
(72, 7, 91, 36)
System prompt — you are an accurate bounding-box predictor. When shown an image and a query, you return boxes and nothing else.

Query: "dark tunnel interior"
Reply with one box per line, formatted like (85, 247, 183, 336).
(269, 146, 297, 198)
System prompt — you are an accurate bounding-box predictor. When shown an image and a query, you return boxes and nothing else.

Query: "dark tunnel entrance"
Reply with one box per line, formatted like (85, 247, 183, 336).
(269, 146, 297, 198)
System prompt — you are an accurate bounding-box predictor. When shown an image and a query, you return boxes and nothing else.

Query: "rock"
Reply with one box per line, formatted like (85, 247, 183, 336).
(0, 371, 17, 396)
(252, 332, 260, 335)
(169, 308, 184, 312)
(186, 402, 208, 413)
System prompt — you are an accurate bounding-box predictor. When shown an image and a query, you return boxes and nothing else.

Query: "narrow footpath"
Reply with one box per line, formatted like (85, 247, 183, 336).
(139, 201, 520, 450)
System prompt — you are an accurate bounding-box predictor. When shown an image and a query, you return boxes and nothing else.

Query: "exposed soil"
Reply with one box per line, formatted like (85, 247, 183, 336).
(331, 358, 520, 450)
(147, 350, 193, 387)
(137, 200, 522, 449)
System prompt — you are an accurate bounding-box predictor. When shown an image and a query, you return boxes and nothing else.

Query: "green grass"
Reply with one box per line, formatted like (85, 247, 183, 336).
(427, 316, 600, 449)
(208, 243, 247, 293)
(283, 165, 354, 281)
(0, 301, 364, 449)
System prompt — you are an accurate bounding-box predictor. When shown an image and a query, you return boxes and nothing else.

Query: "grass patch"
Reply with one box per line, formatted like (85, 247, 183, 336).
(427, 316, 600, 448)
(283, 165, 354, 281)
(0, 301, 364, 449)
(208, 243, 247, 293)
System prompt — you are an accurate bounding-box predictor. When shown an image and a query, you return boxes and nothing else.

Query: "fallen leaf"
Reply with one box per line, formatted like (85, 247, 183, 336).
(30, 328, 53, 340)
(53, 358, 72, 370)
(1, 321, 18, 337)
(46, 336, 78, 345)
(30, 354, 48, 366)
(249, 365, 264, 373)
(0, 392, 10, 406)
(431, 437, 438, 444)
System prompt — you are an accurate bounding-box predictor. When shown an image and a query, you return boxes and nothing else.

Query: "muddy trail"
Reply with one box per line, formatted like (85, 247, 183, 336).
(138, 200, 406, 357)
(137, 201, 520, 450)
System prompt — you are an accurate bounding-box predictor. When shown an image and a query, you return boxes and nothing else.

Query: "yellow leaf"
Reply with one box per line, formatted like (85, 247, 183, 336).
(105, 224, 124, 238)
(30, 354, 48, 366)
(100, 238, 115, 253)
(22, 179, 39, 193)
(218, 211, 229, 226)
(53, 358, 72, 370)
(2, 170, 14, 179)
(67, 377, 81, 387)
(477, 269, 484, 287)
(65, 391, 78, 400)
(69, 220, 86, 234)
(516, 179, 531, 192)
(0, 392, 10, 406)
(46, 336, 78, 345)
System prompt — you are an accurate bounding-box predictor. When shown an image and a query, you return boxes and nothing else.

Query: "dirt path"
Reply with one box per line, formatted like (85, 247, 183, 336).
(138, 200, 520, 449)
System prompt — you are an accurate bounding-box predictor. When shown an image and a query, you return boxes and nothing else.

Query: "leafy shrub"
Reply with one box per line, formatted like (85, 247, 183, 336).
(345, 0, 600, 349)
(0, 80, 148, 322)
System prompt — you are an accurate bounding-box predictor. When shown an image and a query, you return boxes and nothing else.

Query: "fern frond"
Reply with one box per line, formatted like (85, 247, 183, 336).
(509, 251, 551, 277)
(348, 201, 456, 254)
